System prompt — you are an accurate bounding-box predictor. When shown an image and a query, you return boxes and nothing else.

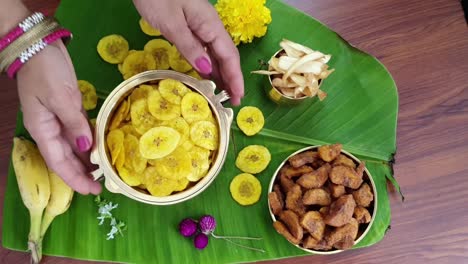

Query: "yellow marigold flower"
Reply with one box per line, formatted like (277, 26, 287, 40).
(215, 0, 272, 45)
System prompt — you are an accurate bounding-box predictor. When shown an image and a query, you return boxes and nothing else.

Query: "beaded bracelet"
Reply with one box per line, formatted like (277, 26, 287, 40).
(0, 12, 45, 53)
(6, 29, 72, 78)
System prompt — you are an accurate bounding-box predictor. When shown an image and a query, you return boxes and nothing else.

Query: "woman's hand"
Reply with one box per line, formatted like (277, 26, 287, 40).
(133, 0, 244, 105)
(16, 41, 101, 195)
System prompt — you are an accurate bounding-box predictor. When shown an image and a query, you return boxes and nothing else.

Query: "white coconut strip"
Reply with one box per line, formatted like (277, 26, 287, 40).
(251, 70, 281, 75)
(282, 39, 314, 54)
(283, 52, 326, 80)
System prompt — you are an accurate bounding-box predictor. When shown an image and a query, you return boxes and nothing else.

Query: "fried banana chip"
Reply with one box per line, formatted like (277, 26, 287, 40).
(269, 192, 283, 216)
(354, 206, 371, 224)
(173, 177, 190, 192)
(121, 51, 156, 79)
(97, 34, 129, 64)
(332, 154, 356, 169)
(279, 210, 303, 242)
(117, 166, 141, 187)
(130, 99, 159, 135)
(286, 185, 306, 216)
(300, 211, 326, 241)
(160, 117, 190, 146)
(106, 129, 124, 165)
(109, 100, 129, 130)
(273, 221, 301, 245)
(168, 46, 192, 72)
(329, 183, 346, 198)
(147, 90, 181, 121)
(181, 92, 211, 123)
(158, 78, 190, 105)
(130, 84, 154, 103)
(329, 165, 363, 189)
(283, 165, 314, 178)
(288, 151, 319, 168)
(280, 167, 296, 194)
(318, 143, 342, 162)
(120, 124, 140, 138)
(143, 166, 177, 197)
(78, 80, 98, 111)
(324, 194, 356, 227)
(327, 218, 359, 249)
(144, 39, 172, 70)
(153, 148, 192, 180)
(187, 146, 211, 182)
(139, 18, 162, 36)
(190, 121, 219, 150)
(273, 184, 285, 206)
(303, 236, 319, 249)
(236, 106, 265, 136)
(235, 145, 271, 174)
(297, 163, 330, 189)
(124, 134, 147, 173)
(303, 188, 331, 206)
(352, 183, 374, 207)
(230, 173, 262, 206)
(139, 126, 180, 159)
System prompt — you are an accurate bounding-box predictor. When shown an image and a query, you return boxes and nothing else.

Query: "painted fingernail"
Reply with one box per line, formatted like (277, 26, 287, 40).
(76, 136, 91, 152)
(195, 56, 212, 74)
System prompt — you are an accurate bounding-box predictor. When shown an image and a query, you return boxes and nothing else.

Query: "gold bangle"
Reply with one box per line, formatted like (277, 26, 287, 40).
(0, 18, 60, 72)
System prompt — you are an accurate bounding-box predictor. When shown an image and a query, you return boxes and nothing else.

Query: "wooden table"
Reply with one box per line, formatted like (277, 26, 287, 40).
(1, 0, 467, 263)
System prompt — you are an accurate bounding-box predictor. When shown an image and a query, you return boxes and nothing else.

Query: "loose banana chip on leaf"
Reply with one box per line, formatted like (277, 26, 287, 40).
(161, 117, 190, 145)
(187, 146, 211, 182)
(181, 93, 211, 123)
(121, 51, 156, 80)
(147, 90, 181, 121)
(236, 106, 265, 136)
(123, 134, 147, 173)
(106, 129, 125, 165)
(230, 173, 262, 206)
(236, 145, 271, 174)
(139, 18, 162, 36)
(144, 39, 172, 70)
(190, 121, 219, 150)
(97, 34, 129, 64)
(153, 148, 192, 180)
(158, 79, 190, 105)
(139, 126, 180, 159)
(78, 80, 98, 111)
(168, 46, 192, 72)
(130, 99, 159, 135)
(143, 166, 176, 197)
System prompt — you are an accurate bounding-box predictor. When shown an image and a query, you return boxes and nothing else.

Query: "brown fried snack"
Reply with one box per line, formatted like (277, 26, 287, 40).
(312, 239, 333, 251)
(297, 163, 331, 189)
(289, 151, 319, 168)
(354, 206, 371, 224)
(273, 221, 301, 245)
(300, 211, 325, 241)
(283, 165, 314, 178)
(352, 183, 374, 207)
(286, 185, 306, 215)
(280, 171, 296, 194)
(324, 194, 356, 227)
(318, 143, 342, 162)
(303, 188, 331, 206)
(269, 192, 283, 216)
(332, 154, 356, 169)
(329, 165, 363, 189)
(302, 236, 319, 249)
(329, 183, 346, 198)
(326, 218, 359, 249)
(279, 210, 303, 242)
(273, 184, 285, 207)
(319, 207, 329, 216)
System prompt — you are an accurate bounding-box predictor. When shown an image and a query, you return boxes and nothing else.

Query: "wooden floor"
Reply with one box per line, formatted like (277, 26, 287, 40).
(0, 0, 467, 263)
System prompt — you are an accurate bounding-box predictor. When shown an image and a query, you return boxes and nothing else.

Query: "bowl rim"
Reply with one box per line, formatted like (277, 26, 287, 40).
(91, 70, 233, 205)
(267, 145, 378, 255)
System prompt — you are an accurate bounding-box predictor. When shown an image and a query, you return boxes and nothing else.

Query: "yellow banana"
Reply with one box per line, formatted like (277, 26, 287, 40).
(12, 137, 50, 264)
(40, 169, 74, 238)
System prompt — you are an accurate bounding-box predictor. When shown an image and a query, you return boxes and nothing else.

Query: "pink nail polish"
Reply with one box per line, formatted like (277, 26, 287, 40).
(195, 56, 212, 74)
(76, 136, 90, 152)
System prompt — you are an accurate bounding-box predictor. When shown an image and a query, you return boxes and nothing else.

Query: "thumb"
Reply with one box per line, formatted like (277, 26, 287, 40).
(157, 12, 212, 75)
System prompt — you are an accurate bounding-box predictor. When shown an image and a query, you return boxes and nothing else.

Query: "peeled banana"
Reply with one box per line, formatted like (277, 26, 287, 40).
(12, 137, 50, 264)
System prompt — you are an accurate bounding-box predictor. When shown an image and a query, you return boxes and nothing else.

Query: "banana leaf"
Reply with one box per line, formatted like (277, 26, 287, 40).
(2, 0, 399, 263)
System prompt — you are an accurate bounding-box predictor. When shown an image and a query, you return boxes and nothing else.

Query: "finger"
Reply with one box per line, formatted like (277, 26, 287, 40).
(23, 101, 101, 195)
(156, 11, 212, 75)
(186, 4, 244, 105)
(46, 82, 93, 153)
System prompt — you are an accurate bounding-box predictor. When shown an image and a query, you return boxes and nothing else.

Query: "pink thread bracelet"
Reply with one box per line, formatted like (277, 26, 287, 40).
(6, 29, 72, 78)
(0, 12, 45, 53)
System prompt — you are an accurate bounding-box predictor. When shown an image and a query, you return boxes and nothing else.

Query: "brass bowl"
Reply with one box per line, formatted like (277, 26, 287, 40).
(90, 70, 233, 205)
(262, 49, 309, 106)
(267, 145, 377, 254)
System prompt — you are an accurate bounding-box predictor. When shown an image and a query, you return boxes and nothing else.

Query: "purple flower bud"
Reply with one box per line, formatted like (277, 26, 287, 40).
(194, 233, 209, 250)
(178, 218, 197, 237)
(198, 215, 216, 234)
